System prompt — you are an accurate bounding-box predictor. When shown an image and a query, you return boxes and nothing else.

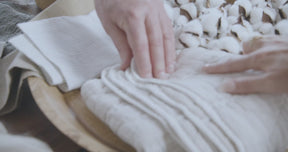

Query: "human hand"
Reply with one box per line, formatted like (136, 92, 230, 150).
(94, 0, 176, 79)
(203, 36, 288, 94)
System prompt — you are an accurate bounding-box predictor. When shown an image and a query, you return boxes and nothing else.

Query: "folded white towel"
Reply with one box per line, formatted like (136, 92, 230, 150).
(9, 11, 120, 91)
(81, 48, 288, 152)
(9, 35, 64, 85)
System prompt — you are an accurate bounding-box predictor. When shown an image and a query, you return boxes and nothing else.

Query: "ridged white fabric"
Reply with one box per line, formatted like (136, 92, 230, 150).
(81, 48, 288, 152)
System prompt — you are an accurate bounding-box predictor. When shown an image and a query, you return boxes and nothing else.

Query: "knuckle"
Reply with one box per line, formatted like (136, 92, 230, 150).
(127, 9, 142, 20)
(125, 4, 148, 21)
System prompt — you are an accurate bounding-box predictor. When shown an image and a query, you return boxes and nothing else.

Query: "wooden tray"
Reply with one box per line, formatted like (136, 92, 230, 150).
(27, 0, 135, 151)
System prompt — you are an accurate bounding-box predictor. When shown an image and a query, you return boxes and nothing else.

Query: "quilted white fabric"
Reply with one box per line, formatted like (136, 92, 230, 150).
(81, 48, 288, 152)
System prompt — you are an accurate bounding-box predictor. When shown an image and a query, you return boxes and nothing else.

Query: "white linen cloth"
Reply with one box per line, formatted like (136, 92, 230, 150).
(9, 35, 64, 85)
(0, 46, 40, 115)
(0, 122, 52, 152)
(81, 48, 288, 152)
(9, 11, 120, 91)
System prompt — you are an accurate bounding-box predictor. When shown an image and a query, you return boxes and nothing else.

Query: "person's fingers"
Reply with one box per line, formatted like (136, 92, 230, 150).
(160, 9, 176, 74)
(107, 25, 133, 70)
(221, 74, 271, 94)
(146, 13, 167, 79)
(124, 15, 152, 78)
(242, 37, 264, 54)
(203, 56, 257, 74)
(269, 71, 288, 94)
(243, 36, 288, 54)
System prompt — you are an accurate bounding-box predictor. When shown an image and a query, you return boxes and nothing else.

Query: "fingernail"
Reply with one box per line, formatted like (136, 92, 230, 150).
(167, 63, 175, 73)
(222, 81, 236, 92)
(144, 73, 153, 78)
(158, 72, 169, 79)
(202, 64, 212, 72)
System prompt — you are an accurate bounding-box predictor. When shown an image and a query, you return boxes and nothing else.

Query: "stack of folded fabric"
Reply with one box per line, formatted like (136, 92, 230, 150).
(82, 48, 288, 152)
(9, 11, 121, 92)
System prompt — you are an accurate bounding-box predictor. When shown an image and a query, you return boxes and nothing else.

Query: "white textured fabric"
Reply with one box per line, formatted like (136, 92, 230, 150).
(9, 35, 64, 85)
(0, 41, 4, 55)
(0, 134, 53, 152)
(0, 122, 52, 152)
(81, 48, 288, 152)
(10, 11, 120, 91)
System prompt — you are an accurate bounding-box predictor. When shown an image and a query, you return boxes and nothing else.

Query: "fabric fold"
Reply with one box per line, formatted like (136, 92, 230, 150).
(0, 49, 40, 115)
(9, 35, 64, 85)
(81, 48, 288, 152)
(10, 11, 121, 92)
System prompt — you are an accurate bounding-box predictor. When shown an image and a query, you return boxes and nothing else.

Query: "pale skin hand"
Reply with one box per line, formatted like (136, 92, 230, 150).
(203, 36, 288, 94)
(94, 0, 176, 79)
